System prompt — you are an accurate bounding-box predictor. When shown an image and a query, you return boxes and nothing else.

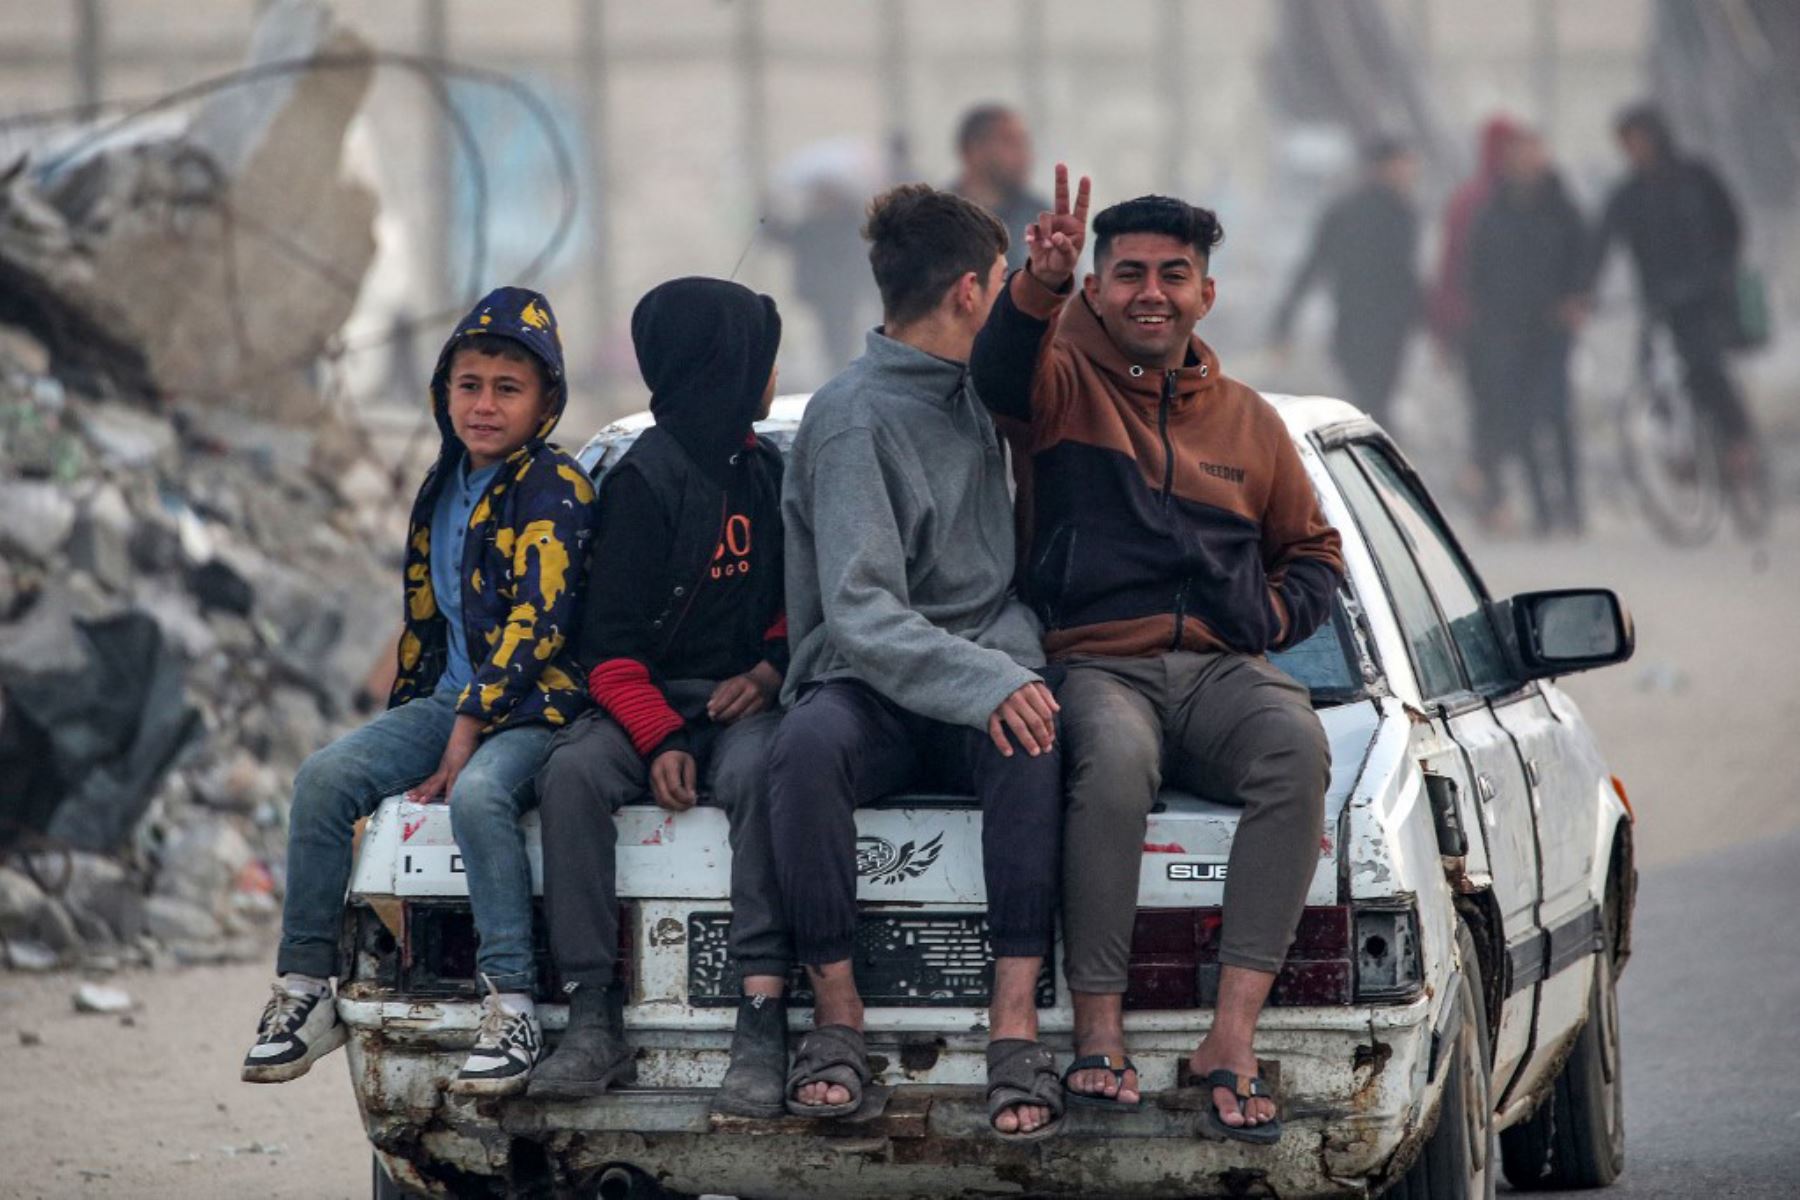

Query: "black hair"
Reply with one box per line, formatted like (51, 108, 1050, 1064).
(863, 183, 1008, 325)
(956, 103, 1019, 154)
(451, 332, 554, 395)
(1092, 195, 1224, 269)
(1615, 102, 1673, 155)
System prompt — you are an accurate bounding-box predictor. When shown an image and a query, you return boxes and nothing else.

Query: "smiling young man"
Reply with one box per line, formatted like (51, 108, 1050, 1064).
(971, 177, 1345, 1142)
(242, 287, 596, 1098)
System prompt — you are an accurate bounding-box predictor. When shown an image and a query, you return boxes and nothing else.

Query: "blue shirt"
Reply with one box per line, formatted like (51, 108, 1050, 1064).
(430, 455, 502, 696)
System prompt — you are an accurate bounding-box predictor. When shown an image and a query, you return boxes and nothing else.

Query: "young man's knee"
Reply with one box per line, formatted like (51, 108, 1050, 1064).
(767, 714, 855, 799)
(536, 740, 637, 811)
(447, 769, 525, 832)
(290, 743, 368, 819)
(1065, 721, 1161, 817)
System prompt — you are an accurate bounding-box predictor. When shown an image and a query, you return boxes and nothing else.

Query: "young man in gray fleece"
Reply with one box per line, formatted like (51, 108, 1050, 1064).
(767, 184, 1066, 1140)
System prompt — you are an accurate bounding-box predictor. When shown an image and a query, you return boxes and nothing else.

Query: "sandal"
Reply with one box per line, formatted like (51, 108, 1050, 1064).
(986, 1039, 1065, 1142)
(1201, 1068, 1283, 1145)
(784, 1024, 869, 1119)
(1061, 1053, 1144, 1111)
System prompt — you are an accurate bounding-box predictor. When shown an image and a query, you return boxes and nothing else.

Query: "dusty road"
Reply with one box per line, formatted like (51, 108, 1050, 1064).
(2, 521, 1797, 1199)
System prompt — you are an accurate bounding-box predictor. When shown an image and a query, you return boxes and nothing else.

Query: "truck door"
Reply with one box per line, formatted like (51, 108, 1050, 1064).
(1324, 441, 1545, 1092)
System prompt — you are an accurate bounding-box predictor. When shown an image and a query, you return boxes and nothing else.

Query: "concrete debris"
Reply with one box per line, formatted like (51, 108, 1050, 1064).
(0, 3, 405, 976)
(143, 894, 226, 946)
(5, 941, 58, 971)
(0, 0, 377, 421)
(72, 981, 135, 1015)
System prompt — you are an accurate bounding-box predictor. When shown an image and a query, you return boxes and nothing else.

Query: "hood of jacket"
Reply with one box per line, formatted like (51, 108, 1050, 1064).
(631, 277, 781, 480)
(428, 285, 568, 454)
(1059, 290, 1223, 413)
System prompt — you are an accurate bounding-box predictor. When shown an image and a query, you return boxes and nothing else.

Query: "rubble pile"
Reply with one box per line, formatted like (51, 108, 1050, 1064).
(0, 0, 402, 973)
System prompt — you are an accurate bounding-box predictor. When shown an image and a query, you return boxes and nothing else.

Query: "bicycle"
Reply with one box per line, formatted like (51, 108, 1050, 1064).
(1615, 319, 1773, 545)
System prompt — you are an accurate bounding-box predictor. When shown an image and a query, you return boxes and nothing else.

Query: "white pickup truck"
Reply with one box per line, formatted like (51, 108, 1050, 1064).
(343, 395, 1636, 1200)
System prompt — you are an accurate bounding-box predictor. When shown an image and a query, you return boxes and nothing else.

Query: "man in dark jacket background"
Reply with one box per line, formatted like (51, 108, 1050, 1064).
(1467, 127, 1590, 536)
(531, 278, 792, 1117)
(1272, 138, 1423, 431)
(1591, 102, 1754, 475)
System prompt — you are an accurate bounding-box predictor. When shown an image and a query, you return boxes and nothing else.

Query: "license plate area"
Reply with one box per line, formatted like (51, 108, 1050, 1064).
(686, 910, 1055, 1007)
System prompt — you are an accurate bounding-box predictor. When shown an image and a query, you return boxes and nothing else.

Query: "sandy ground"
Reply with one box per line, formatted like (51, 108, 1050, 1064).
(2, 520, 1796, 1199)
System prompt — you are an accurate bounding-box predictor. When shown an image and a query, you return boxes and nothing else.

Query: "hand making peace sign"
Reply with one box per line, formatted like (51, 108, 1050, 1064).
(1023, 163, 1092, 289)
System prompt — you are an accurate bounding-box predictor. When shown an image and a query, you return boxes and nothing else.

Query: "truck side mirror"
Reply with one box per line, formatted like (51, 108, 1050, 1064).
(1494, 588, 1635, 681)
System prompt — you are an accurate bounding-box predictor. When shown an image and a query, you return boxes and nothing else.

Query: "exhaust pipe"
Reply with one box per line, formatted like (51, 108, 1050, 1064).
(596, 1165, 640, 1200)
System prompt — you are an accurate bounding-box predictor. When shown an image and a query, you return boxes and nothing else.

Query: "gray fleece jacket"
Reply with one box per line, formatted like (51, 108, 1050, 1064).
(781, 329, 1044, 729)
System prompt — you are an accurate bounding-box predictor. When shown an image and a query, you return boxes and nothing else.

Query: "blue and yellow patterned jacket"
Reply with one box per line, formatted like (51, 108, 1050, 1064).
(388, 287, 598, 732)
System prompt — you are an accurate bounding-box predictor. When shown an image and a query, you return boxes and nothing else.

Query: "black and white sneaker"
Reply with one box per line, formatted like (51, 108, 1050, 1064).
(447, 982, 542, 1097)
(241, 980, 348, 1083)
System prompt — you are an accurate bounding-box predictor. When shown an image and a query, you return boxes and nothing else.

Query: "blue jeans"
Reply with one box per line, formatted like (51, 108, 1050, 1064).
(276, 688, 554, 991)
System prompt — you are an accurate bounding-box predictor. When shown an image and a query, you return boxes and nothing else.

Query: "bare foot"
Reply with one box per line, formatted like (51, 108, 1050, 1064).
(1066, 991, 1140, 1105)
(1188, 1037, 1275, 1127)
(792, 1079, 852, 1109)
(1065, 1049, 1140, 1105)
(992, 1099, 1053, 1134)
(790, 963, 861, 1110)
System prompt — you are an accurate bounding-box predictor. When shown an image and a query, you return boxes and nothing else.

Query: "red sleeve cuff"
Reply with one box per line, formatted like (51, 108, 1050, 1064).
(588, 659, 685, 758)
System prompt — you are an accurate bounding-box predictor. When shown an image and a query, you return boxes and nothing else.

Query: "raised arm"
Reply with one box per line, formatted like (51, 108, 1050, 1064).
(969, 164, 1089, 423)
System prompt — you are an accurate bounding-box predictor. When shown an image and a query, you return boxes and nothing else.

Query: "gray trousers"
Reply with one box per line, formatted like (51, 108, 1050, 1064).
(535, 684, 788, 987)
(1058, 652, 1329, 990)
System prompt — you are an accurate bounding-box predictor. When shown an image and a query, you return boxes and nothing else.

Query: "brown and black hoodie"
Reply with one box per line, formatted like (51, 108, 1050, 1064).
(971, 269, 1344, 662)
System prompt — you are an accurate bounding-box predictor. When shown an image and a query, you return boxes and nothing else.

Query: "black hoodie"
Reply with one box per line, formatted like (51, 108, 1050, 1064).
(578, 278, 786, 760)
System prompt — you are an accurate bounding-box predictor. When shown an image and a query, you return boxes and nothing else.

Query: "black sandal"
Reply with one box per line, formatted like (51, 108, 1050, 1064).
(784, 1024, 869, 1119)
(987, 1039, 1066, 1142)
(1061, 1053, 1144, 1111)
(1201, 1068, 1283, 1144)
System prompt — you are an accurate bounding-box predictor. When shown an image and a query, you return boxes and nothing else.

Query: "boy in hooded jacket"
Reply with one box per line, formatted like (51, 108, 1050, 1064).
(242, 287, 597, 1098)
(530, 278, 793, 1117)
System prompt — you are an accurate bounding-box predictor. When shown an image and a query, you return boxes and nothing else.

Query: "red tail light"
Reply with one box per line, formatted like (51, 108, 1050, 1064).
(1124, 906, 1354, 1008)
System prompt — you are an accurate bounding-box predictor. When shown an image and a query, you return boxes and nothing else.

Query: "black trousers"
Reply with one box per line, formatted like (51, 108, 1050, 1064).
(1471, 330, 1583, 534)
(1666, 299, 1751, 443)
(535, 683, 788, 987)
(767, 679, 1062, 967)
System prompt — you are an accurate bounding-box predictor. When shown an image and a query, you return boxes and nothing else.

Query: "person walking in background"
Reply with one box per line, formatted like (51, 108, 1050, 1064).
(767, 178, 871, 372)
(1466, 128, 1590, 537)
(1429, 116, 1520, 512)
(1590, 103, 1755, 481)
(950, 104, 1050, 271)
(1271, 138, 1423, 432)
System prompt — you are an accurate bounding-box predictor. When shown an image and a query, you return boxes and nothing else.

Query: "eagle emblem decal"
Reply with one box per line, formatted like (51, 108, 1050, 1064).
(855, 833, 944, 885)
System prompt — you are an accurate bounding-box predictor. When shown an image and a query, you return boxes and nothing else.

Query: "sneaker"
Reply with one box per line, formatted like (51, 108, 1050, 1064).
(241, 980, 348, 1083)
(447, 981, 543, 1097)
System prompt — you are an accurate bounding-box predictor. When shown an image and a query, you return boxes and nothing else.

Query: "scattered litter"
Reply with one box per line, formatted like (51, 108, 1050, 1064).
(17, 1029, 42, 1046)
(1633, 662, 1689, 694)
(4, 941, 59, 972)
(220, 1141, 287, 1158)
(73, 982, 135, 1014)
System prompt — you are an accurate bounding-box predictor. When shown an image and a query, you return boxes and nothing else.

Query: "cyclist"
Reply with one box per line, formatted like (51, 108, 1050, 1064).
(1589, 103, 1754, 485)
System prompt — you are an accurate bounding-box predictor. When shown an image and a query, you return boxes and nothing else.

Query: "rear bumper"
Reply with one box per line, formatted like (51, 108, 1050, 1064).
(343, 996, 1442, 1199)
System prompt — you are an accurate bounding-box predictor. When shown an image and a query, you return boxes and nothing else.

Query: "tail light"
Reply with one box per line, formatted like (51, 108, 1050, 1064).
(1123, 902, 1422, 1009)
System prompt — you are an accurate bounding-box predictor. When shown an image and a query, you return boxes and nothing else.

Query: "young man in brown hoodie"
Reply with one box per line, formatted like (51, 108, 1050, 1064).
(971, 170, 1345, 1143)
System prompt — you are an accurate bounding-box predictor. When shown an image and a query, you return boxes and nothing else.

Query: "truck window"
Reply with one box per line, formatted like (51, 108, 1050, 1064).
(1323, 446, 1465, 700)
(1348, 444, 1514, 695)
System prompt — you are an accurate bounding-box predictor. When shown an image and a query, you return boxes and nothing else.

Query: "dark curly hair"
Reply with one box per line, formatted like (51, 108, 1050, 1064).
(1092, 195, 1224, 269)
(863, 183, 1009, 325)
